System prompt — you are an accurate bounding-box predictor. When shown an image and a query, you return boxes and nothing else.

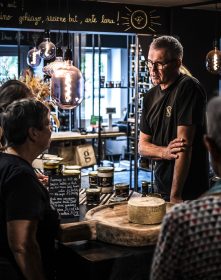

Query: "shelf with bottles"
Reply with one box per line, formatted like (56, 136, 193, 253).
(128, 42, 152, 156)
(129, 44, 150, 91)
(51, 106, 74, 132)
(100, 79, 127, 89)
(129, 46, 151, 119)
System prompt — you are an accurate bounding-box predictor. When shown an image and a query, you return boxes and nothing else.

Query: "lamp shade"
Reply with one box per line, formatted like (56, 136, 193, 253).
(38, 31, 56, 60)
(51, 60, 84, 109)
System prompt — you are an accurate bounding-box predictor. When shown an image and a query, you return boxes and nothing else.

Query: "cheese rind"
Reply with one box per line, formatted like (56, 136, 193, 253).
(128, 197, 166, 225)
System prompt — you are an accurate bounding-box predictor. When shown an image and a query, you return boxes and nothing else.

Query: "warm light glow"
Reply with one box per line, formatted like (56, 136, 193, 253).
(32, 51, 37, 64)
(206, 46, 221, 75)
(45, 42, 50, 58)
(51, 61, 84, 110)
(27, 47, 42, 68)
(213, 53, 219, 71)
(64, 73, 72, 102)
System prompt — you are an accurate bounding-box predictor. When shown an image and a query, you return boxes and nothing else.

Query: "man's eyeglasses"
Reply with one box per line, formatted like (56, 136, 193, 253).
(147, 59, 175, 70)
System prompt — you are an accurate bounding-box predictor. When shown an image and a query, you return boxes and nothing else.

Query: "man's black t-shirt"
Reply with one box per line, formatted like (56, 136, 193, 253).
(140, 74, 209, 200)
(0, 153, 60, 279)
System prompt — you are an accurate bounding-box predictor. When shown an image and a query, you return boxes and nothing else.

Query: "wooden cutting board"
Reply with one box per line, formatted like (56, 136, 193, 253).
(84, 201, 173, 247)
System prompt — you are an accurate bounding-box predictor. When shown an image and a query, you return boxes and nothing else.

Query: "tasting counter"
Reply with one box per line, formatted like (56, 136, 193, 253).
(56, 189, 156, 280)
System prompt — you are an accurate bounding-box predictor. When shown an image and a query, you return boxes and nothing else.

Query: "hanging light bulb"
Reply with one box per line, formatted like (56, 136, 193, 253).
(206, 40, 221, 75)
(38, 30, 56, 60)
(27, 47, 42, 68)
(51, 47, 84, 109)
(205, 2, 221, 75)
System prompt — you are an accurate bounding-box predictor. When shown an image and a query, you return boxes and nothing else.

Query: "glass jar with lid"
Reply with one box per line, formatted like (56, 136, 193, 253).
(43, 160, 60, 176)
(97, 167, 114, 193)
(88, 170, 98, 188)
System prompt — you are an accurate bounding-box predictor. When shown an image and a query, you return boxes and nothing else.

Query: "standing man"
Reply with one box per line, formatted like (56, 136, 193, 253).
(139, 35, 209, 203)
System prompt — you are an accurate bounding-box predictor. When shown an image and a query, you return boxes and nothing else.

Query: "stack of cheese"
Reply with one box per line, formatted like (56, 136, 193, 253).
(128, 197, 166, 225)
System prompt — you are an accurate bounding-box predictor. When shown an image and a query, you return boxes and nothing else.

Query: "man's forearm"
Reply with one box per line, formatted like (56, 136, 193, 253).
(139, 137, 185, 161)
(139, 141, 164, 159)
(170, 147, 192, 202)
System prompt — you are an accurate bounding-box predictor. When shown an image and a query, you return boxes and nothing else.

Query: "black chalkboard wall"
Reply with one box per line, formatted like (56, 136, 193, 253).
(0, 0, 169, 34)
(49, 175, 80, 218)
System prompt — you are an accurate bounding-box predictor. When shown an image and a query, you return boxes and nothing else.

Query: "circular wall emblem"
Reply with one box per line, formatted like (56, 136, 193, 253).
(130, 10, 148, 30)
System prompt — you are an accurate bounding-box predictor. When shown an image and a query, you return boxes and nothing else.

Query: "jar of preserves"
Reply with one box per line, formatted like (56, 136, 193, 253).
(62, 169, 81, 186)
(86, 188, 100, 205)
(141, 180, 150, 196)
(115, 183, 129, 197)
(89, 171, 98, 188)
(97, 167, 114, 193)
(43, 160, 60, 176)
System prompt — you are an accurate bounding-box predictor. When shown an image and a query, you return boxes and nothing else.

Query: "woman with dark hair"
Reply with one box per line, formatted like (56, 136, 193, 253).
(0, 79, 48, 185)
(0, 79, 33, 144)
(0, 98, 58, 280)
(0, 79, 33, 104)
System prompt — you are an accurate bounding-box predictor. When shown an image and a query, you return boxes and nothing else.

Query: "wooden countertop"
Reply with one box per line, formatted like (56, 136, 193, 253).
(51, 131, 127, 141)
(57, 189, 155, 280)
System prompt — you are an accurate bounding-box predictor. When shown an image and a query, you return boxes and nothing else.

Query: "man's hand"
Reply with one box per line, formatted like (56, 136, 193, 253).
(161, 138, 186, 160)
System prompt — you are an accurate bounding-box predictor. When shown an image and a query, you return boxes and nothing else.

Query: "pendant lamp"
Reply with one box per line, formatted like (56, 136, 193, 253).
(38, 30, 56, 60)
(51, 47, 84, 109)
(27, 47, 42, 68)
(206, 40, 221, 75)
(205, 1, 221, 75)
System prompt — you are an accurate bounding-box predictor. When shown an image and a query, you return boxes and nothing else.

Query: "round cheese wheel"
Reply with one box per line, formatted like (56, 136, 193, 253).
(128, 197, 166, 225)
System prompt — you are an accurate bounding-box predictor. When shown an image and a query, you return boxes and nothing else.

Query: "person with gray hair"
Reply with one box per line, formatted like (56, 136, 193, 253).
(139, 35, 209, 203)
(0, 99, 57, 280)
(0, 79, 48, 185)
(0, 98, 95, 280)
(150, 95, 221, 280)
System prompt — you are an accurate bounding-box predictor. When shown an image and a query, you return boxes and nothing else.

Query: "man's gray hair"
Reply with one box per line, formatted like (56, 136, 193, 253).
(207, 96, 221, 150)
(150, 35, 183, 60)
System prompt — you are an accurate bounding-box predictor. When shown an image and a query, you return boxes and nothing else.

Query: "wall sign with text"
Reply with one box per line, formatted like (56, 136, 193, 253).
(0, 0, 169, 34)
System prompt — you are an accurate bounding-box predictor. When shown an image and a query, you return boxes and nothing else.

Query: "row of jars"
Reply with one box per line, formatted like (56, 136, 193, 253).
(43, 160, 118, 194)
(42, 160, 130, 205)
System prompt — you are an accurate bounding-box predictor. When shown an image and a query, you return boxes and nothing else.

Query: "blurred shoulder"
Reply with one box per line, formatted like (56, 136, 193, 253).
(166, 195, 220, 221)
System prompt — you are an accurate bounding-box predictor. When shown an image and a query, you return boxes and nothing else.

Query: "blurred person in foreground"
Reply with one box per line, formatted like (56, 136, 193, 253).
(139, 35, 209, 203)
(0, 79, 48, 185)
(150, 96, 221, 280)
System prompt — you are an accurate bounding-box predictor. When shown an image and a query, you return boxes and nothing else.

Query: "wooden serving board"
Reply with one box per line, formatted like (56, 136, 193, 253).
(85, 201, 173, 247)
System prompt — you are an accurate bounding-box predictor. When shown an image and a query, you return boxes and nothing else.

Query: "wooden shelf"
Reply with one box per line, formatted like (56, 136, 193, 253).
(51, 131, 127, 142)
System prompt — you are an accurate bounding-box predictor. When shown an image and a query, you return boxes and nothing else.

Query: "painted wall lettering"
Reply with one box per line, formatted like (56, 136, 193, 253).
(0, 1, 168, 34)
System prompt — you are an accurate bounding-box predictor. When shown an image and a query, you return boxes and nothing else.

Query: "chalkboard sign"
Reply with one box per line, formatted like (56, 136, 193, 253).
(0, 0, 169, 34)
(48, 175, 80, 218)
